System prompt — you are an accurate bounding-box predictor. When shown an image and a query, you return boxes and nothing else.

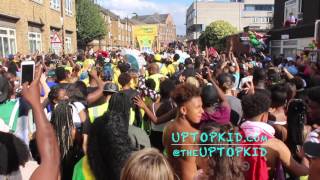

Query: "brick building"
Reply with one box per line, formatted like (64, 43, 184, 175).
(0, 0, 77, 56)
(89, 7, 134, 50)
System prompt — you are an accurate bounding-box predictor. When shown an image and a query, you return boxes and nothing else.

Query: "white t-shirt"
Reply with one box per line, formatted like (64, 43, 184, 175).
(71, 102, 86, 127)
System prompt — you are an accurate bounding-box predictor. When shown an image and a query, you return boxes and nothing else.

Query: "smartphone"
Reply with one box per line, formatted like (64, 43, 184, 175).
(21, 61, 35, 85)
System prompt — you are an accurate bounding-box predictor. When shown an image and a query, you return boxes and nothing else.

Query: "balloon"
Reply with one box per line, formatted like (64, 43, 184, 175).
(250, 38, 260, 47)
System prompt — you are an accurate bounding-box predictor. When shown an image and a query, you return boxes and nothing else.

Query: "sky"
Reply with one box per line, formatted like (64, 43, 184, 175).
(97, 0, 194, 35)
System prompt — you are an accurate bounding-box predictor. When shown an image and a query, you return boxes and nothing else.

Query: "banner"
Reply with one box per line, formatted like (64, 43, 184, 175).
(133, 25, 158, 49)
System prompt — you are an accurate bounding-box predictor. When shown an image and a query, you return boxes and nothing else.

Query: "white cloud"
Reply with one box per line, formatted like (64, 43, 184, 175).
(99, 0, 188, 35)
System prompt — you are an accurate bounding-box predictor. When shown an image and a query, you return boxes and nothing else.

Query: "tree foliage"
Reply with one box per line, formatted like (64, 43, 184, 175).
(199, 20, 237, 51)
(76, 0, 106, 49)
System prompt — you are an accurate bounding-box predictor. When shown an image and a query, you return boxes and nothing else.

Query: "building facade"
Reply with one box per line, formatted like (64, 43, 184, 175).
(0, 0, 77, 56)
(186, 0, 274, 40)
(88, 8, 133, 50)
(269, 0, 320, 58)
(131, 13, 176, 51)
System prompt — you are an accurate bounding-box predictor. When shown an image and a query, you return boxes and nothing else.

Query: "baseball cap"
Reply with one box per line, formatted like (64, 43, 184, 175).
(0, 75, 9, 103)
(103, 82, 118, 94)
(303, 129, 320, 158)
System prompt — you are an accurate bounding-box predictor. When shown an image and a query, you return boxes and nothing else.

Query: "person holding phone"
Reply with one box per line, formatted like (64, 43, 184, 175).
(0, 66, 60, 180)
(21, 65, 60, 180)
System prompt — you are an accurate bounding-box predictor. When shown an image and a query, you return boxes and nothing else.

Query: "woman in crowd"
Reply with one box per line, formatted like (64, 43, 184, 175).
(200, 72, 231, 126)
(195, 121, 244, 180)
(134, 79, 176, 152)
(120, 148, 175, 180)
(86, 93, 134, 180)
(286, 99, 310, 180)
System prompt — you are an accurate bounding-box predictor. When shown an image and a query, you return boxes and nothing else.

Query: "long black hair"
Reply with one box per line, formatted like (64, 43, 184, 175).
(88, 93, 134, 180)
(286, 99, 307, 160)
(50, 100, 74, 159)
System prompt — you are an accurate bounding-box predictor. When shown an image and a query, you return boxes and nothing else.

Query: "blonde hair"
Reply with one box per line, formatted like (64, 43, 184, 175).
(120, 148, 175, 180)
(186, 76, 200, 88)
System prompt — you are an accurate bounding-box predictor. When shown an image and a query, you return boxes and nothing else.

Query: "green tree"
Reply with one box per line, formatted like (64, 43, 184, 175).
(76, 0, 106, 49)
(199, 20, 237, 51)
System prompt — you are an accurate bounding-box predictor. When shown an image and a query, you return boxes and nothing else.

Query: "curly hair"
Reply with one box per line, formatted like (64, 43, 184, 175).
(87, 113, 134, 180)
(171, 84, 201, 107)
(199, 122, 244, 180)
(241, 92, 271, 119)
(0, 132, 30, 175)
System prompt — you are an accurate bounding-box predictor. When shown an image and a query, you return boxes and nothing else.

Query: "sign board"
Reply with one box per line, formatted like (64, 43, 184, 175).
(133, 25, 158, 49)
(281, 34, 290, 40)
(51, 32, 62, 44)
(51, 32, 62, 54)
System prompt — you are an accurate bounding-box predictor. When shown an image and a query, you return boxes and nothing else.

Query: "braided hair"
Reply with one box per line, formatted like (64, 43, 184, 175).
(108, 92, 131, 126)
(286, 99, 307, 161)
(50, 100, 74, 159)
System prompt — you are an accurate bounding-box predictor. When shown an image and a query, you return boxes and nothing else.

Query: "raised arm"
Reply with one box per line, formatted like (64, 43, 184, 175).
(134, 96, 177, 124)
(87, 69, 105, 105)
(22, 66, 60, 180)
(207, 68, 230, 108)
(230, 52, 240, 73)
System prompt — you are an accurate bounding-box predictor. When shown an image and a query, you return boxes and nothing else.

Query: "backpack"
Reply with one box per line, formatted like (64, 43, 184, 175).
(239, 128, 271, 180)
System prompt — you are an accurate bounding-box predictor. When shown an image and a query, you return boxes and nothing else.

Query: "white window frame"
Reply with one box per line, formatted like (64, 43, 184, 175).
(0, 27, 17, 57)
(65, 36, 72, 53)
(50, 0, 61, 11)
(65, 0, 72, 16)
(253, 17, 260, 23)
(284, 0, 301, 22)
(28, 32, 42, 53)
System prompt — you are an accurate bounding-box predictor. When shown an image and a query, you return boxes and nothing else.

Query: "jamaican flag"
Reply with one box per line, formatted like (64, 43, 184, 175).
(72, 156, 95, 180)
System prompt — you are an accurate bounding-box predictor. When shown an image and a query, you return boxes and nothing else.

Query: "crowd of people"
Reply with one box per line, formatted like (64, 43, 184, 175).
(0, 45, 320, 180)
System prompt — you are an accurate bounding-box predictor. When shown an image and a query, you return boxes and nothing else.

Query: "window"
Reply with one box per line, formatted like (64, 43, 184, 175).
(261, 17, 268, 23)
(284, 0, 301, 22)
(0, 27, 16, 57)
(50, 0, 60, 11)
(32, 0, 43, 4)
(28, 32, 42, 53)
(245, 4, 274, 11)
(253, 17, 260, 23)
(65, 0, 72, 15)
(65, 36, 72, 53)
